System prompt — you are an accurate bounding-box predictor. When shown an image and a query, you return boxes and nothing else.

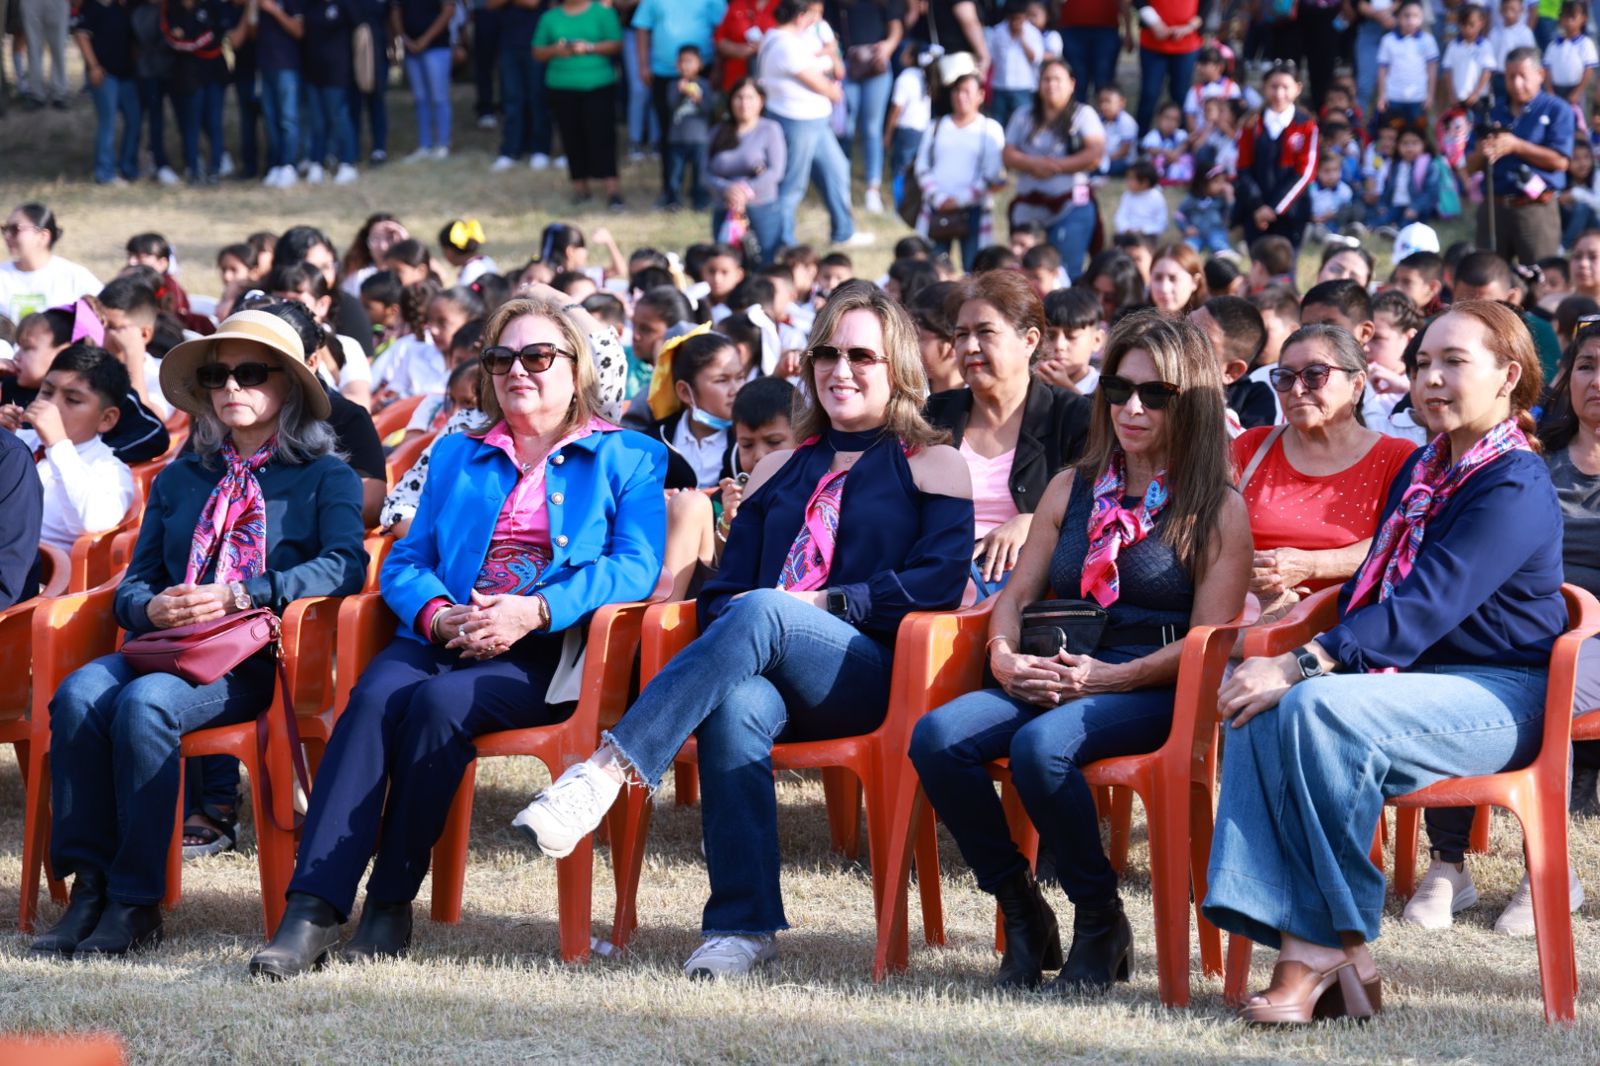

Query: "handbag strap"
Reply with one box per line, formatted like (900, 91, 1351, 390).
(1238, 423, 1288, 492)
(255, 635, 311, 835)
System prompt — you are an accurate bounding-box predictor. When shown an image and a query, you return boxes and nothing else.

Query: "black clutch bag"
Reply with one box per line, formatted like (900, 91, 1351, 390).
(1019, 599, 1109, 658)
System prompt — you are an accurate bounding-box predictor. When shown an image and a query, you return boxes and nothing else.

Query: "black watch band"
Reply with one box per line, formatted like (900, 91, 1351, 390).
(826, 588, 849, 620)
(1293, 645, 1326, 680)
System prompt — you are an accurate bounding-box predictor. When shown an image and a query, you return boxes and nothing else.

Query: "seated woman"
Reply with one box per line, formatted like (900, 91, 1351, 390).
(32, 306, 368, 958)
(512, 281, 975, 978)
(248, 295, 668, 978)
(908, 311, 1251, 992)
(1205, 300, 1562, 1023)
(1236, 324, 1417, 628)
(925, 270, 1091, 593)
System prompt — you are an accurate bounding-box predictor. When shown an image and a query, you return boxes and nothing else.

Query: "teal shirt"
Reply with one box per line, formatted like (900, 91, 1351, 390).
(631, 0, 726, 77)
(1522, 310, 1561, 385)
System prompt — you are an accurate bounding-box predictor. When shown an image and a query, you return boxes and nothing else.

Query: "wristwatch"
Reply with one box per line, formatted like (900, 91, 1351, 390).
(825, 588, 849, 621)
(228, 580, 253, 612)
(1292, 645, 1326, 680)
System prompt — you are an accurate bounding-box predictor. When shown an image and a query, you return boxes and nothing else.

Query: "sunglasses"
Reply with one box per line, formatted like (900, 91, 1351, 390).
(1267, 363, 1353, 393)
(480, 343, 575, 375)
(196, 361, 284, 390)
(0, 223, 39, 239)
(1100, 374, 1182, 409)
(809, 345, 885, 370)
(1575, 314, 1600, 343)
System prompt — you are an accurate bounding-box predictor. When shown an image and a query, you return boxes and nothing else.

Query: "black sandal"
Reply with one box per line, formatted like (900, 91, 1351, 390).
(182, 814, 237, 859)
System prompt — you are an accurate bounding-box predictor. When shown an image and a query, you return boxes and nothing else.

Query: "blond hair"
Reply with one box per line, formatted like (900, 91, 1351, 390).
(470, 295, 603, 436)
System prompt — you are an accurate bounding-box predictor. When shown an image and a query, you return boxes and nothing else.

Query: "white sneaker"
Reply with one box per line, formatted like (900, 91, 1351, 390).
(477, 113, 498, 129)
(277, 166, 299, 188)
(218, 151, 235, 177)
(403, 147, 432, 163)
(838, 231, 877, 249)
(529, 152, 551, 170)
(552, 155, 568, 170)
(306, 162, 326, 184)
(682, 934, 777, 979)
(156, 166, 180, 187)
(1400, 858, 1479, 929)
(370, 149, 388, 165)
(864, 187, 884, 214)
(491, 155, 516, 172)
(1494, 870, 1584, 936)
(431, 145, 450, 160)
(510, 761, 622, 859)
(333, 163, 359, 185)
(260, 166, 281, 187)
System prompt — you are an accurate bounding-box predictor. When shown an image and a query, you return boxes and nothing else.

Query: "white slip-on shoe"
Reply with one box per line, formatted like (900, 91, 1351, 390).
(1494, 869, 1584, 936)
(1400, 858, 1479, 929)
(529, 152, 551, 170)
(864, 187, 884, 214)
(333, 163, 359, 185)
(305, 162, 326, 184)
(683, 934, 777, 979)
(490, 155, 516, 172)
(510, 761, 622, 859)
(838, 231, 876, 248)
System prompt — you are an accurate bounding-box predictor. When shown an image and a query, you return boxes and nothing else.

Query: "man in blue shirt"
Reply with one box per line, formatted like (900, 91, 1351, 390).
(1468, 45, 1574, 264)
(633, 0, 726, 205)
(0, 428, 44, 609)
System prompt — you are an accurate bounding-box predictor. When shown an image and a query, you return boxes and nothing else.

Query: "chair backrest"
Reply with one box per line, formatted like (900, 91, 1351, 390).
(362, 532, 395, 593)
(385, 429, 437, 489)
(38, 544, 71, 599)
(372, 394, 427, 440)
(68, 482, 145, 592)
(1532, 584, 1600, 778)
(30, 577, 123, 738)
(1152, 605, 1256, 784)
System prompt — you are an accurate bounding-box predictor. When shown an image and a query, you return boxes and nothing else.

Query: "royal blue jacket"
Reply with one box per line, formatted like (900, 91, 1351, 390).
(382, 426, 668, 640)
(1323, 448, 1567, 672)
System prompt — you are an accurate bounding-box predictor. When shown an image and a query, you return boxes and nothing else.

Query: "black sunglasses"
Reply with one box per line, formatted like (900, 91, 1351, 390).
(1100, 374, 1182, 409)
(1575, 314, 1600, 343)
(1268, 363, 1353, 393)
(0, 223, 39, 239)
(196, 361, 284, 390)
(809, 345, 885, 370)
(480, 343, 576, 376)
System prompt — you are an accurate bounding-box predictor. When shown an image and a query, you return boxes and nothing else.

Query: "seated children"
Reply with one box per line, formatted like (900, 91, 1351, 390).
(1181, 47, 1244, 132)
(714, 374, 798, 555)
(379, 361, 486, 537)
(702, 244, 747, 322)
(1097, 86, 1139, 177)
(1562, 140, 1600, 248)
(1189, 294, 1278, 430)
(1113, 160, 1170, 236)
(1309, 148, 1359, 242)
(1248, 235, 1298, 293)
(1191, 96, 1240, 174)
(647, 329, 743, 489)
(1034, 287, 1103, 393)
(1388, 249, 1446, 315)
(1365, 288, 1422, 412)
(359, 271, 404, 365)
(1140, 101, 1192, 183)
(125, 232, 210, 333)
(97, 276, 168, 418)
(1178, 163, 1235, 253)
(437, 217, 499, 287)
(1249, 283, 1301, 367)
(370, 280, 445, 407)
(1008, 221, 1048, 260)
(1021, 243, 1065, 295)
(1371, 123, 1442, 232)
(1112, 232, 1154, 283)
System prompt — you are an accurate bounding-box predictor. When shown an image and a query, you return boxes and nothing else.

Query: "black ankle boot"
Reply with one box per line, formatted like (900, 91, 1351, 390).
(1572, 765, 1600, 818)
(340, 899, 413, 962)
(992, 868, 1064, 989)
(74, 900, 164, 957)
(30, 869, 108, 957)
(1050, 896, 1134, 995)
(248, 893, 344, 979)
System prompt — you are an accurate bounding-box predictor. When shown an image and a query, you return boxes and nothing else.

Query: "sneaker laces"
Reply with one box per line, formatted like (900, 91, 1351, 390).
(538, 764, 610, 822)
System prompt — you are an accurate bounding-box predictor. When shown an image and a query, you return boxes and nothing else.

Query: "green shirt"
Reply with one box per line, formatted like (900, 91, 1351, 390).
(1522, 309, 1562, 384)
(534, 2, 621, 92)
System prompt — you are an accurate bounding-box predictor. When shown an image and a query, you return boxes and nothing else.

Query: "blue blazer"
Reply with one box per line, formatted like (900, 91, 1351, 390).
(382, 426, 669, 640)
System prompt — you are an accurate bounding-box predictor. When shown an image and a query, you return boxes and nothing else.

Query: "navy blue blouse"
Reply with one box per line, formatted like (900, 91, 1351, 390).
(700, 435, 974, 643)
(1323, 448, 1567, 672)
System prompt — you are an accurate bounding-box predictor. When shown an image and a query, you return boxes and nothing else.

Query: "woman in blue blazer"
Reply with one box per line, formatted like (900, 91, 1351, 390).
(250, 295, 668, 978)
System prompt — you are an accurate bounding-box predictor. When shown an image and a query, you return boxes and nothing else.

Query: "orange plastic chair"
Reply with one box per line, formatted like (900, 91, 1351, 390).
(163, 409, 190, 436)
(870, 607, 1252, 1007)
(606, 600, 959, 957)
(66, 484, 145, 593)
(385, 429, 438, 489)
(0, 1034, 125, 1066)
(361, 532, 395, 593)
(38, 543, 71, 599)
(107, 529, 140, 577)
(1221, 584, 1600, 1025)
(372, 394, 427, 440)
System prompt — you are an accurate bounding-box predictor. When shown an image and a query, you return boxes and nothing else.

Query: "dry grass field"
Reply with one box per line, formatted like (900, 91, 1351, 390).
(0, 59, 1575, 1066)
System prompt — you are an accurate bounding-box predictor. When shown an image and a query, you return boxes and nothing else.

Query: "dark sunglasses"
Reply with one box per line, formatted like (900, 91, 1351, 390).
(809, 345, 885, 370)
(1100, 374, 1182, 409)
(0, 223, 38, 239)
(1268, 363, 1353, 393)
(1575, 314, 1600, 343)
(196, 361, 284, 390)
(480, 343, 576, 375)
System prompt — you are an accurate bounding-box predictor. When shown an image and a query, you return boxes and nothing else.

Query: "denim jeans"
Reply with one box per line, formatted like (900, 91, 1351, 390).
(405, 47, 452, 150)
(1534, 14, 1558, 50)
(139, 76, 174, 170)
(604, 589, 897, 934)
(1061, 26, 1120, 96)
(177, 81, 224, 178)
(1203, 664, 1549, 950)
(89, 73, 141, 183)
(910, 683, 1173, 905)
(288, 636, 565, 918)
(622, 28, 658, 149)
(665, 141, 710, 209)
(498, 44, 551, 159)
(49, 651, 275, 905)
(773, 112, 857, 247)
(888, 125, 922, 210)
(307, 82, 356, 165)
(1136, 47, 1199, 134)
(472, 6, 501, 118)
(350, 30, 389, 157)
(1355, 21, 1383, 116)
(1050, 201, 1099, 281)
(841, 68, 892, 187)
(1185, 227, 1234, 254)
(989, 88, 1032, 135)
(1380, 100, 1425, 126)
(233, 54, 262, 176)
(712, 200, 784, 265)
(259, 67, 302, 168)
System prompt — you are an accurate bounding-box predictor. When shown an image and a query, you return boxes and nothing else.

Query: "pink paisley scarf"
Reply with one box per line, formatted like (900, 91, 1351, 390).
(1079, 451, 1170, 608)
(186, 435, 274, 584)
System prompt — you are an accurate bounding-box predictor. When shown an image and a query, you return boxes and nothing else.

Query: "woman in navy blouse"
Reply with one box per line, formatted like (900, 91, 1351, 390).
(1203, 300, 1566, 1024)
(249, 295, 667, 978)
(515, 281, 975, 979)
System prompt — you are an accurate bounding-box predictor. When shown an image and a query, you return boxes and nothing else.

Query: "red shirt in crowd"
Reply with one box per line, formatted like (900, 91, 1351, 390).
(715, 0, 780, 91)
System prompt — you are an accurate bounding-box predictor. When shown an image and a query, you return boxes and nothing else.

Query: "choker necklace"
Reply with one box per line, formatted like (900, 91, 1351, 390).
(827, 426, 885, 452)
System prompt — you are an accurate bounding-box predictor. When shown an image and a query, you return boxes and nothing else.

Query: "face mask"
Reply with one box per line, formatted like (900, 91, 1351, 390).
(690, 404, 733, 432)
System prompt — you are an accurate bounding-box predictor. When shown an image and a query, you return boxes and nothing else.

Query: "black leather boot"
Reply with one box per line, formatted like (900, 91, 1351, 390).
(1572, 765, 1600, 819)
(30, 869, 108, 956)
(248, 893, 344, 979)
(992, 868, 1064, 989)
(74, 900, 164, 957)
(1050, 896, 1134, 995)
(340, 899, 413, 962)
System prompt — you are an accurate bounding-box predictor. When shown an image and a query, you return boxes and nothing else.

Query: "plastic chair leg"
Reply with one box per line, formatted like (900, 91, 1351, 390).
(871, 769, 926, 980)
(1523, 801, 1578, 1024)
(19, 745, 61, 931)
(822, 766, 863, 859)
(608, 784, 653, 950)
(1470, 803, 1493, 854)
(913, 811, 945, 947)
(1393, 806, 1422, 899)
(429, 762, 477, 924)
(1189, 783, 1222, 979)
(673, 760, 698, 807)
(1369, 812, 1386, 872)
(1223, 933, 1254, 1006)
(1108, 786, 1133, 875)
(555, 835, 595, 963)
(1146, 780, 1191, 1007)
(162, 778, 183, 911)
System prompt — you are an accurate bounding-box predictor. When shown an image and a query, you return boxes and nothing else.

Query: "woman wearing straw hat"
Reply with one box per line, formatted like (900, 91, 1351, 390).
(31, 303, 368, 959)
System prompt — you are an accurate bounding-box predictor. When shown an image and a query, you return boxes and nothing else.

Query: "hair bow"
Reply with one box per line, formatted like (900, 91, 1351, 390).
(448, 218, 486, 250)
(53, 298, 105, 347)
(647, 320, 714, 421)
(745, 304, 781, 376)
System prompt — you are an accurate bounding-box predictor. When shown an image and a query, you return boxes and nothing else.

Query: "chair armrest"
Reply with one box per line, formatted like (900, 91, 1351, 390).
(1169, 604, 1258, 771)
(574, 600, 654, 740)
(640, 599, 701, 682)
(30, 579, 122, 735)
(885, 600, 996, 737)
(362, 533, 395, 594)
(280, 596, 344, 721)
(1239, 586, 1342, 659)
(333, 591, 400, 716)
(0, 595, 42, 721)
(38, 543, 72, 599)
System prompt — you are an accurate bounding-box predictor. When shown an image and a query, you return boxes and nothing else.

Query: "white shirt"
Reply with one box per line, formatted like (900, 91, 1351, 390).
(1140, 127, 1188, 155)
(457, 255, 499, 287)
(1544, 33, 1598, 87)
(1181, 76, 1244, 121)
(758, 27, 833, 122)
(374, 333, 448, 398)
(1377, 30, 1440, 103)
(1443, 36, 1497, 100)
(1113, 186, 1169, 235)
(914, 114, 1007, 207)
(1042, 28, 1063, 56)
(1310, 179, 1354, 220)
(1262, 104, 1296, 140)
(670, 414, 728, 489)
(986, 20, 1045, 90)
(0, 256, 102, 322)
(141, 352, 171, 419)
(1070, 365, 1100, 394)
(1099, 110, 1140, 172)
(19, 433, 135, 553)
(1490, 21, 1535, 69)
(891, 67, 931, 132)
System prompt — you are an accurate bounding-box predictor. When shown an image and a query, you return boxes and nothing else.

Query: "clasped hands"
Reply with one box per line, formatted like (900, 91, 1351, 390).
(992, 646, 1116, 708)
(146, 584, 236, 629)
(437, 589, 548, 660)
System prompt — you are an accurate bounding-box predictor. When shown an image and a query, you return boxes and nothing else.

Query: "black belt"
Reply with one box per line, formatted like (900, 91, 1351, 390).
(1104, 622, 1188, 648)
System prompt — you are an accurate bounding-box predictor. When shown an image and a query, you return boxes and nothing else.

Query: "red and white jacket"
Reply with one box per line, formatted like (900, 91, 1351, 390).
(1236, 108, 1320, 221)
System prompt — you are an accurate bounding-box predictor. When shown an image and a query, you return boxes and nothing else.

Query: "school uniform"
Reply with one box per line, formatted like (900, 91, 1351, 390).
(1234, 105, 1320, 245)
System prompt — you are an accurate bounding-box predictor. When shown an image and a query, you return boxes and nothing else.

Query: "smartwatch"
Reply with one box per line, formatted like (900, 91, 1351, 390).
(825, 588, 849, 621)
(228, 580, 253, 612)
(1293, 645, 1326, 680)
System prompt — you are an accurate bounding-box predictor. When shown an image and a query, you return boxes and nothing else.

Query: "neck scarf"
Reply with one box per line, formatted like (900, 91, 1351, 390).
(1079, 450, 1169, 608)
(778, 468, 848, 592)
(186, 435, 275, 585)
(1347, 419, 1532, 611)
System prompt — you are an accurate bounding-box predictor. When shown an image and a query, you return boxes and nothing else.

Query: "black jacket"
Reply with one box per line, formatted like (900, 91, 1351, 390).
(652, 410, 737, 491)
(924, 381, 1092, 514)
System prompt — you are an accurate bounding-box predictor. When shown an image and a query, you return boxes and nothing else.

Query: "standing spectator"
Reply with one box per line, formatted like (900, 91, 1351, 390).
(716, 0, 778, 93)
(664, 45, 714, 211)
(1374, 0, 1438, 125)
(921, 0, 989, 71)
(394, 0, 456, 160)
(225, 0, 262, 178)
(987, 0, 1042, 132)
(163, 0, 231, 186)
(73, 0, 141, 185)
(533, 0, 624, 209)
(1059, 0, 1122, 98)
(1468, 46, 1574, 265)
(1004, 55, 1104, 281)
(633, 0, 727, 207)
(1134, 0, 1202, 135)
(19, 0, 69, 108)
(352, 0, 393, 163)
(707, 79, 788, 263)
(830, 0, 904, 217)
(1273, 0, 1355, 109)
(488, 0, 555, 172)
(915, 64, 1006, 271)
(131, 0, 180, 185)
(1354, 0, 1395, 116)
(885, 50, 931, 211)
(618, 0, 658, 160)
(1442, 4, 1496, 113)
(1234, 61, 1319, 249)
(258, 0, 306, 188)
(471, 0, 500, 129)
(304, 0, 360, 184)
(1541, 0, 1596, 113)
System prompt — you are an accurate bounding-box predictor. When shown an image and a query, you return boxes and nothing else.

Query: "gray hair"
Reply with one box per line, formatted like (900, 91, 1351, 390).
(1280, 322, 1369, 426)
(190, 369, 343, 466)
(1505, 45, 1542, 69)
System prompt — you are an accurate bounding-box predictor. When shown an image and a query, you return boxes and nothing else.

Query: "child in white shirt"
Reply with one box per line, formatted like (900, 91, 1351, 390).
(1181, 48, 1244, 132)
(887, 62, 932, 206)
(1543, 0, 1597, 108)
(1376, 0, 1439, 122)
(1443, 3, 1497, 108)
(1140, 101, 1193, 184)
(1097, 86, 1140, 177)
(1490, 0, 1537, 75)
(1114, 161, 1170, 236)
(987, 0, 1046, 131)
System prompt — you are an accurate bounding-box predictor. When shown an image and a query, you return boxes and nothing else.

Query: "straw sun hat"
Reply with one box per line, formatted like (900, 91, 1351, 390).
(160, 310, 331, 421)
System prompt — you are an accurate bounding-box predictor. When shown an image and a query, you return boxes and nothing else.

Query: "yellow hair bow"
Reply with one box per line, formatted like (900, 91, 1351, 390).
(448, 218, 486, 250)
(648, 321, 715, 421)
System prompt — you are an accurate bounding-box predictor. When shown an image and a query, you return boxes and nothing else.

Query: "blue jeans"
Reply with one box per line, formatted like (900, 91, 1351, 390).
(623, 28, 658, 149)
(49, 652, 275, 905)
(405, 47, 452, 150)
(1136, 47, 1199, 134)
(841, 68, 893, 187)
(498, 44, 551, 159)
(1534, 15, 1558, 50)
(1050, 200, 1099, 282)
(139, 76, 174, 170)
(888, 125, 922, 211)
(288, 636, 565, 918)
(1379, 100, 1425, 127)
(1061, 26, 1120, 96)
(910, 682, 1173, 905)
(177, 81, 224, 178)
(307, 82, 356, 165)
(604, 589, 897, 934)
(89, 73, 140, 183)
(259, 67, 302, 168)
(665, 141, 710, 209)
(472, 6, 500, 118)
(990, 88, 1032, 134)
(773, 112, 857, 247)
(350, 28, 389, 157)
(1203, 664, 1549, 949)
(712, 199, 784, 265)
(1355, 21, 1383, 116)
(1185, 226, 1234, 254)
(233, 54, 262, 176)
